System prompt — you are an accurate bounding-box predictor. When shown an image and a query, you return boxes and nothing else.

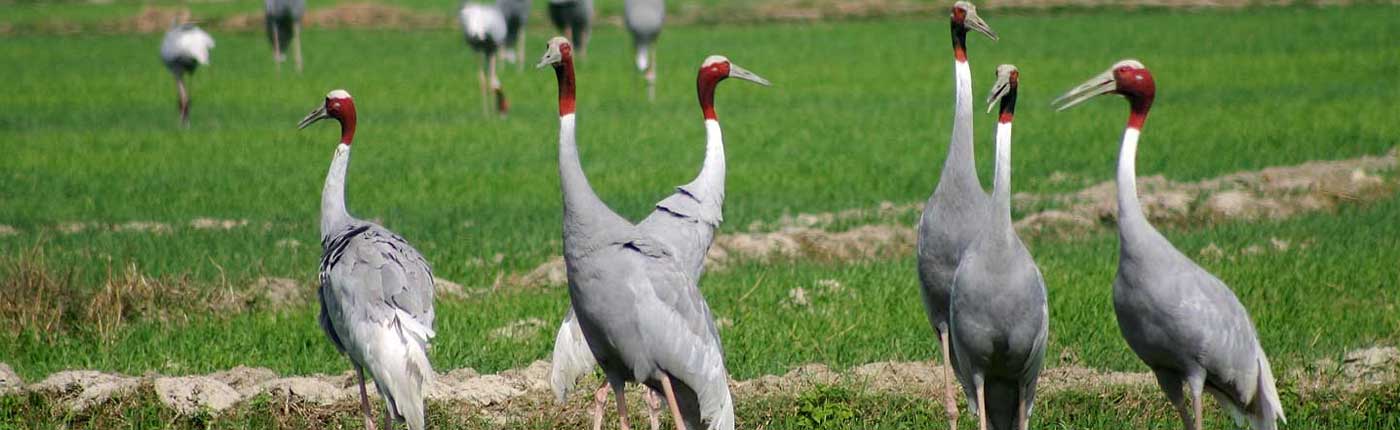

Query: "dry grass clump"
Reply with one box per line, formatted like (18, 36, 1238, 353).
(0, 245, 252, 342)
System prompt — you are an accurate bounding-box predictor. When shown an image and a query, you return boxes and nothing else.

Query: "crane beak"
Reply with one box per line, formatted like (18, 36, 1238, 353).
(297, 105, 329, 130)
(985, 76, 1013, 114)
(536, 48, 562, 69)
(965, 10, 998, 41)
(1052, 70, 1116, 111)
(728, 63, 771, 86)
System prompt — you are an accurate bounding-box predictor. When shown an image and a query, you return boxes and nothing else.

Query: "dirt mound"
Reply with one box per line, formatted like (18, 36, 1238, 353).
(509, 150, 1396, 288)
(1016, 149, 1397, 234)
(262, 376, 351, 406)
(0, 363, 21, 395)
(219, 2, 449, 32)
(250, 277, 304, 308)
(30, 370, 140, 411)
(208, 366, 279, 397)
(190, 218, 249, 230)
(154, 375, 242, 414)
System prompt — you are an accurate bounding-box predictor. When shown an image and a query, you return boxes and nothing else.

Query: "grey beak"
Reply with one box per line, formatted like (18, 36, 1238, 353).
(986, 80, 1011, 114)
(297, 105, 329, 130)
(1052, 70, 1116, 111)
(965, 11, 998, 41)
(728, 63, 772, 86)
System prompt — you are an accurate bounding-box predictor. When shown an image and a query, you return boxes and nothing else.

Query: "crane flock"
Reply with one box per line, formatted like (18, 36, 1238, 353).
(163, 1, 1289, 428)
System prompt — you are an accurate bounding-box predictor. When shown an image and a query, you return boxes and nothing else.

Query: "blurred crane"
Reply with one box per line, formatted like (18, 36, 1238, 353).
(264, 0, 305, 72)
(547, 0, 592, 57)
(1054, 59, 1286, 430)
(497, 0, 530, 70)
(297, 89, 437, 430)
(624, 0, 665, 100)
(159, 18, 215, 128)
(461, 2, 510, 117)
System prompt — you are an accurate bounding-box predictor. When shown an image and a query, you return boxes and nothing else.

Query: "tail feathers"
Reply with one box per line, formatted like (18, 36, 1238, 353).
(549, 318, 597, 403)
(1252, 349, 1286, 428)
(1209, 347, 1285, 430)
(706, 390, 734, 430)
(374, 312, 434, 430)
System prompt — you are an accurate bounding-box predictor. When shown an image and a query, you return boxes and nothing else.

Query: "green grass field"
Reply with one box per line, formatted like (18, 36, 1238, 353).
(2, 2, 1398, 428)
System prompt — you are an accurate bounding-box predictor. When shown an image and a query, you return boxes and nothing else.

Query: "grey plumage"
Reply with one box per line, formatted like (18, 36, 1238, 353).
(159, 21, 214, 128)
(547, 0, 592, 56)
(461, 2, 510, 117)
(914, 1, 996, 425)
(496, 0, 530, 69)
(551, 55, 766, 418)
(540, 37, 734, 430)
(264, 0, 305, 72)
(1053, 60, 1285, 430)
(624, 0, 664, 100)
(301, 90, 436, 430)
(950, 64, 1047, 430)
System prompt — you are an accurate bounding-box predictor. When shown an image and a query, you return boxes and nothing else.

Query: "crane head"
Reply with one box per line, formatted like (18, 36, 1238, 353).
(952, 1, 998, 41)
(1052, 59, 1154, 112)
(298, 89, 354, 131)
(985, 64, 1019, 114)
(700, 55, 771, 87)
(537, 36, 572, 69)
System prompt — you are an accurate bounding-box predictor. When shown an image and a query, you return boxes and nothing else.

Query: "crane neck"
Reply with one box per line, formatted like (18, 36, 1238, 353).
(688, 119, 726, 200)
(940, 59, 980, 191)
(337, 106, 357, 146)
(951, 26, 969, 63)
(553, 51, 577, 116)
(991, 121, 1014, 230)
(1116, 126, 1155, 248)
(698, 70, 724, 121)
(321, 144, 352, 240)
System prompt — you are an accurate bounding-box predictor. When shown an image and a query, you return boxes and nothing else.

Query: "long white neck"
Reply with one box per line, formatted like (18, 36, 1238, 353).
(321, 144, 352, 240)
(688, 119, 726, 200)
(1116, 128, 1150, 240)
(558, 114, 624, 243)
(991, 121, 1013, 229)
(941, 60, 979, 189)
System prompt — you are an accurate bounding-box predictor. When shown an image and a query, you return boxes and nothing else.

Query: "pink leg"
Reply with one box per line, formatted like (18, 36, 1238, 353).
(658, 375, 685, 430)
(592, 382, 609, 430)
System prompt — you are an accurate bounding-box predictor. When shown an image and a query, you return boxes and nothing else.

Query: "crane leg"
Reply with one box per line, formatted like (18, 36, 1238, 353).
(1153, 370, 1191, 430)
(644, 388, 661, 430)
(1188, 375, 1205, 430)
(591, 382, 608, 430)
(516, 27, 526, 72)
(1017, 392, 1028, 430)
(976, 380, 988, 430)
(657, 374, 686, 430)
(940, 330, 959, 429)
(611, 380, 633, 430)
(356, 366, 379, 430)
(292, 23, 303, 73)
(176, 76, 190, 128)
(271, 25, 283, 71)
(646, 48, 657, 102)
(489, 53, 507, 118)
(477, 61, 489, 117)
